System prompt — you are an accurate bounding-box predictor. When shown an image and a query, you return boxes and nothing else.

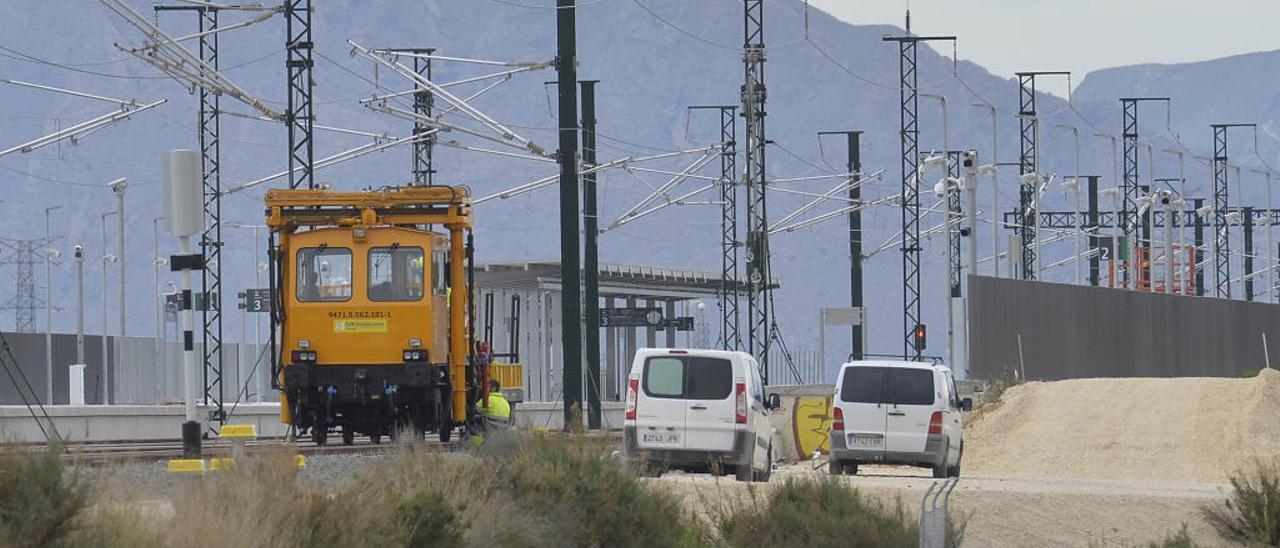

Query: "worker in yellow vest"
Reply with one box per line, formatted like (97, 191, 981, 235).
(476, 378, 511, 427)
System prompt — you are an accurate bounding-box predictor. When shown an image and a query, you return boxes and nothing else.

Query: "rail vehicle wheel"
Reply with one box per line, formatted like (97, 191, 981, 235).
(341, 429, 355, 446)
(371, 433, 382, 445)
(312, 427, 328, 446)
(436, 390, 452, 443)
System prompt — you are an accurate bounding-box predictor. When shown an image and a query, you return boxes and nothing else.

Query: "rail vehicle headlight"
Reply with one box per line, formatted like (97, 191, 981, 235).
(403, 349, 428, 362)
(409, 338, 422, 348)
(299, 339, 311, 349)
(291, 349, 318, 363)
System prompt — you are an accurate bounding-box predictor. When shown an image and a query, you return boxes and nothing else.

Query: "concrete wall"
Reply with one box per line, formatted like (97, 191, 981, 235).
(969, 275, 1280, 380)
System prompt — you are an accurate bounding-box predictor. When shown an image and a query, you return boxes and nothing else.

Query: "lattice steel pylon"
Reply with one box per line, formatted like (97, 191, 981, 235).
(385, 48, 437, 186)
(884, 31, 954, 360)
(1210, 123, 1255, 299)
(1016, 72, 1068, 280)
(156, 3, 226, 422)
(946, 151, 963, 298)
(0, 239, 41, 333)
(285, 0, 315, 190)
(691, 105, 739, 351)
(741, 0, 771, 379)
(1120, 97, 1169, 289)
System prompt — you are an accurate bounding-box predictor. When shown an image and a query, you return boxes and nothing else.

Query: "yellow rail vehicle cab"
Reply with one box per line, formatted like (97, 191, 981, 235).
(285, 228, 448, 366)
(267, 187, 473, 446)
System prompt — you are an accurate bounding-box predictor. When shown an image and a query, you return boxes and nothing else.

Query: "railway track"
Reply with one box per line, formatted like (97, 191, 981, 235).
(15, 437, 461, 465)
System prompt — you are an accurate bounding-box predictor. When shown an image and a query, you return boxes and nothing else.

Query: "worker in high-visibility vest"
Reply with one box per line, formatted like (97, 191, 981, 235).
(475, 378, 511, 426)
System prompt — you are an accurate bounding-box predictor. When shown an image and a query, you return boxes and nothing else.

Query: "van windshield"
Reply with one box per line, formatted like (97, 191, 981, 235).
(840, 366, 935, 405)
(643, 356, 733, 400)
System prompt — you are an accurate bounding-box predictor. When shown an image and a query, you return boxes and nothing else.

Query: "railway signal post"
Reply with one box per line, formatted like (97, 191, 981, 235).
(163, 150, 205, 459)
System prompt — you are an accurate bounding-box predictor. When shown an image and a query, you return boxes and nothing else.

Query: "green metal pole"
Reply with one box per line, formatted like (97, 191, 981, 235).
(581, 79, 601, 430)
(556, 0, 582, 428)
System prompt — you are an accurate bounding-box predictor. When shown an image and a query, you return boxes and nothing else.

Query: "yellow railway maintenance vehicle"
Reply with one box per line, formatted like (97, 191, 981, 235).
(265, 186, 478, 445)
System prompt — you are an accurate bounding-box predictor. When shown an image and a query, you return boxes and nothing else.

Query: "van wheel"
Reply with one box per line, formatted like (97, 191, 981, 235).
(638, 461, 663, 478)
(947, 443, 963, 478)
(829, 459, 857, 476)
(932, 462, 948, 478)
(754, 446, 773, 482)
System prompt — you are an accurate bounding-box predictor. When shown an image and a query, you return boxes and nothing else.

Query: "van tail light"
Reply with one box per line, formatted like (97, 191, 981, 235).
(734, 382, 747, 424)
(832, 407, 845, 431)
(624, 379, 639, 421)
(928, 411, 943, 434)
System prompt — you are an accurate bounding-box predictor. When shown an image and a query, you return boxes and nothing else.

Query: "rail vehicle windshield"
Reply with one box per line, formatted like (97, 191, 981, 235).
(368, 246, 425, 301)
(296, 247, 353, 302)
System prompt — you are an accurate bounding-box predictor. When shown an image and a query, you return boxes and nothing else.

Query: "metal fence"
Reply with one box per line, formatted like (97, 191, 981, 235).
(969, 275, 1280, 380)
(0, 332, 273, 406)
(765, 349, 832, 386)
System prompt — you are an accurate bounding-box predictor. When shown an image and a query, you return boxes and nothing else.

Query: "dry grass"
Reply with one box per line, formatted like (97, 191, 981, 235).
(3, 433, 979, 547)
(706, 476, 964, 548)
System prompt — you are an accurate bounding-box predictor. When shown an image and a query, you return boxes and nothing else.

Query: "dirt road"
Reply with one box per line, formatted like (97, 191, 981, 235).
(653, 463, 1232, 547)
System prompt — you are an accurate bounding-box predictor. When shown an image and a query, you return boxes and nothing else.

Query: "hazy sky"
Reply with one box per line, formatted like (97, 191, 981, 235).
(810, 0, 1280, 90)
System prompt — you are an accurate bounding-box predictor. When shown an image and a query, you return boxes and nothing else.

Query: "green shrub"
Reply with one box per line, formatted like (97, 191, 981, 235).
(495, 434, 705, 548)
(1204, 461, 1280, 545)
(1147, 524, 1197, 548)
(714, 477, 964, 548)
(396, 491, 466, 547)
(0, 443, 89, 548)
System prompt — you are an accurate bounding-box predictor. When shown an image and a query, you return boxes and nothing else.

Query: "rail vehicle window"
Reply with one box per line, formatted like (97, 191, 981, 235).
(296, 247, 352, 302)
(432, 251, 447, 297)
(368, 246, 425, 302)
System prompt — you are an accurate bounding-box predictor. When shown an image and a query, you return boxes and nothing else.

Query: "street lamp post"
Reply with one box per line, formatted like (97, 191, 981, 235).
(100, 211, 117, 404)
(922, 94, 957, 369)
(75, 245, 85, 367)
(1163, 148, 1187, 290)
(108, 178, 126, 339)
(44, 205, 62, 404)
(1094, 133, 1122, 287)
(1056, 124, 1082, 285)
(973, 103, 999, 277)
(153, 217, 166, 402)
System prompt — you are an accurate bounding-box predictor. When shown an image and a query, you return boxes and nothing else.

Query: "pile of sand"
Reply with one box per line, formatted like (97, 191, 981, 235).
(964, 368, 1280, 483)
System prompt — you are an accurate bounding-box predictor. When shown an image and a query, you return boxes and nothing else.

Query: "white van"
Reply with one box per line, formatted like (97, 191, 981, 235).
(829, 360, 972, 478)
(622, 348, 779, 482)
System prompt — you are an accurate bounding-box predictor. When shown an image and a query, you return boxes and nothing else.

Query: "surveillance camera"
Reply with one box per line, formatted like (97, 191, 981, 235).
(107, 177, 127, 192)
(959, 227, 971, 237)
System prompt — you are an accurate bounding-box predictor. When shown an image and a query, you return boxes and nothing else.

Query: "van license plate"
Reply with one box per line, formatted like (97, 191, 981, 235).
(848, 433, 883, 448)
(642, 432, 680, 445)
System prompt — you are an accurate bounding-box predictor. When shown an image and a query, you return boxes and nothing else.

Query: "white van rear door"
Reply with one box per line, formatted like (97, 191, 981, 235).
(636, 355, 687, 449)
(883, 367, 937, 454)
(682, 355, 737, 451)
(836, 366, 888, 454)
